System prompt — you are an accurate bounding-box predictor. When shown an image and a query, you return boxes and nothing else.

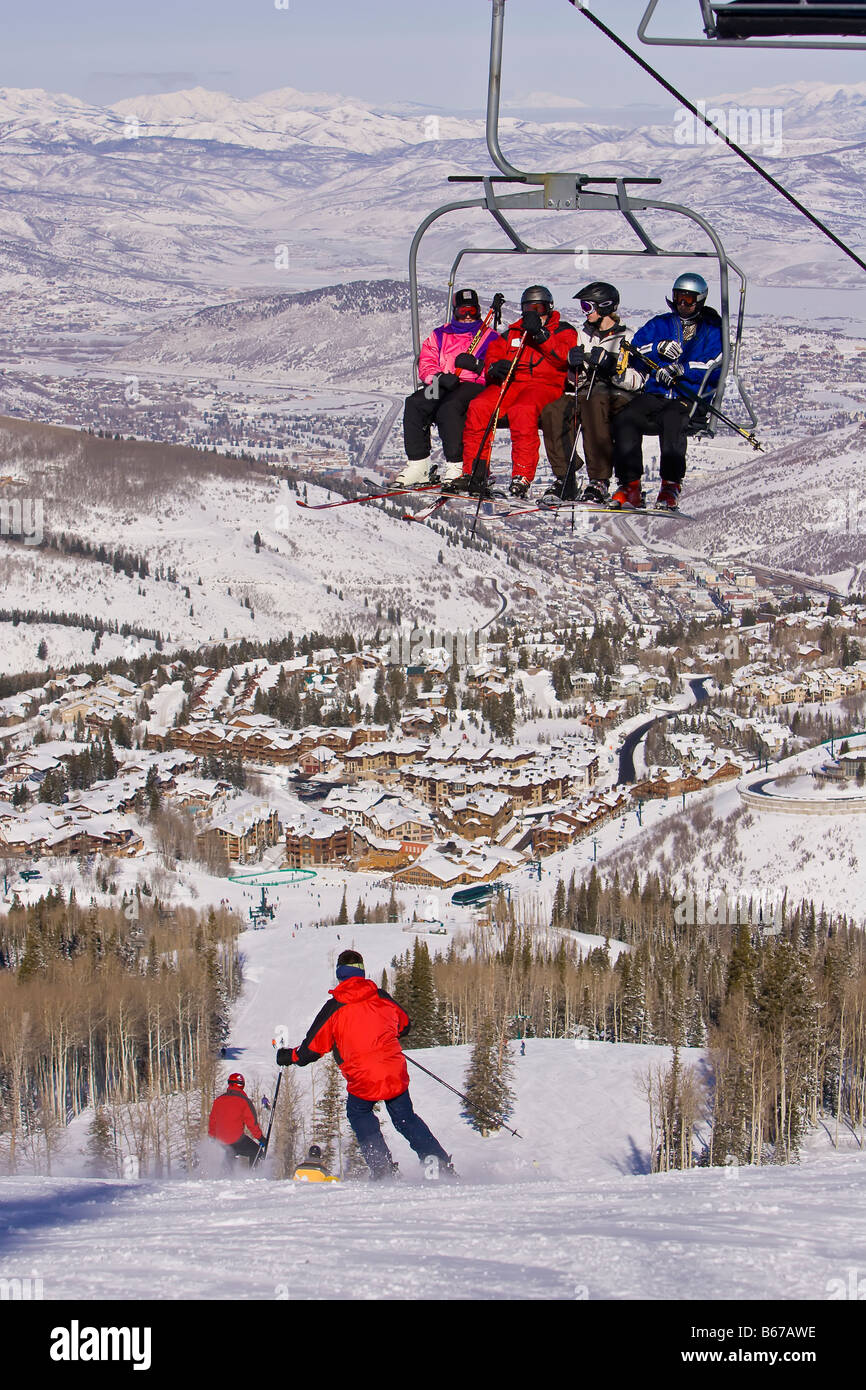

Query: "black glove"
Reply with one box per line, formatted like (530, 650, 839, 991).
(521, 310, 549, 342)
(656, 339, 683, 362)
(486, 359, 510, 385)
(436, 372, 459, 392)
(587, 346, 617, 379)
(276, 1047, 294, 1066)
(567, 344, 586, 374)
(656, 362, 685, 389)
(454, 353, 481, 372)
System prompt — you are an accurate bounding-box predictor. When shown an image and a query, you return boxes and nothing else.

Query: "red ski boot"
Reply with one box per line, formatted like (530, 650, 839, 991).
(610, 479, 645, 509)
(655, 480, 682, 511)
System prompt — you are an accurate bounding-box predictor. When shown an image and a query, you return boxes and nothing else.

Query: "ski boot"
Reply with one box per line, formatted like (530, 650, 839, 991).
(581, 479, 610, 505)
(508, 477, 530, 500)
(655, 479, 682, 511)
(441, 462, 472, 494)
(393, 458, 434, 488)
(610, 480, 645, 510)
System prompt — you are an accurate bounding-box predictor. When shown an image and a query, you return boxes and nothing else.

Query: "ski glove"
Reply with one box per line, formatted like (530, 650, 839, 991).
(567, 345, 586, 374)
(276, 1048, 294, 1067)
(521, 310, 549, 342)
(656, 339, 683, 361)
(588, 347, 617, 379)
(486, 360, 510, 385)
(656, 363, 685, 388)
(436, 372, 459, 392)
(454, 353, 481, 372)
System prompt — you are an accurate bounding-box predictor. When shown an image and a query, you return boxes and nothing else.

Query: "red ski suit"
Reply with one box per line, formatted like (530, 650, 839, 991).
(290, 976, 410, 1102)
(462, 311, 577, 481)
(208, 1086, 263, 1144)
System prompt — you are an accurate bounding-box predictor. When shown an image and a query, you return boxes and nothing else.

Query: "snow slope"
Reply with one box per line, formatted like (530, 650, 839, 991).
(2, 911, 865, 1301)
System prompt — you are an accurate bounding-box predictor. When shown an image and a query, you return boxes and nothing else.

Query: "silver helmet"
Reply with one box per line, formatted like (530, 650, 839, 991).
(667, 272, 708, 317)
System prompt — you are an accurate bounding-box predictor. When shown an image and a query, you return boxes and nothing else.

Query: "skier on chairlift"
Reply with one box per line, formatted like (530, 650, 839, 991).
(443, 286, 577, 499)
(610, 272, 723, 512)
(395, 288, 499, 489)
(539, 281, 643, 506)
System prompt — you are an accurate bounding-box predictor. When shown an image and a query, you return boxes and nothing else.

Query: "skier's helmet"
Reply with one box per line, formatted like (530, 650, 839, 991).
(667, 272, 708, 317)
(228, 1073, 245, 1090)
(308, 1144, 323, 1160)
(520, 285, 554, 316)
(573, 281, 620, 316)
(453, 287, 480, 319)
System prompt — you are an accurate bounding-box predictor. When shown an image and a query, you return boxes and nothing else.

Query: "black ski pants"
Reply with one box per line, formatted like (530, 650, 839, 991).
(612, 394, 691, 484)
(403, 381, 485, 462)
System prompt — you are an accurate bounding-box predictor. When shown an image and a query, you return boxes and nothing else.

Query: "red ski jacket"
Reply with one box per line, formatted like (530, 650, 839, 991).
(484, 312, 577, 389)
(291, 977, 411, 1102)
(208, 1087, 263, 1144)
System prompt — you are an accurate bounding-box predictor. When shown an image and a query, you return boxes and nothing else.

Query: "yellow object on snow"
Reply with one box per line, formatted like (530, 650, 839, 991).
(293, 1164, 339, 1183)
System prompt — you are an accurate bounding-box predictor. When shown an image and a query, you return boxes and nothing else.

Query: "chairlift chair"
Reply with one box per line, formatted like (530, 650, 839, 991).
(409, 0, 757, 435)
(636, 0, 866, 48)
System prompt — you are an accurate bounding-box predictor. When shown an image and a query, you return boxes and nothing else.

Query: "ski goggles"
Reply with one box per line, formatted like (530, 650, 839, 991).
(672, 291, 698, 307)
(579, 299, 601, 314)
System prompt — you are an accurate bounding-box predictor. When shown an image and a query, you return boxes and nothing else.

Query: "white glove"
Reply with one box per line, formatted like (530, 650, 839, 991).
(656, 339, 683, 361)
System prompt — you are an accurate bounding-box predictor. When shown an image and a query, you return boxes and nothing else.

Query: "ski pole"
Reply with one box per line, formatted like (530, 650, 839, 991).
(469, 331, 530, 538)
(623, 340, 765, 452)
(405, 1053, 523, 1139)
(453, 297, 502, 384)
(559, 355, 601, 526)
(253, 1069, 282, 1168)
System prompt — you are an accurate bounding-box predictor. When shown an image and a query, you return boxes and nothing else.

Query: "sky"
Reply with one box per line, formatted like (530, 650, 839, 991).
(0, 0, 863, 109)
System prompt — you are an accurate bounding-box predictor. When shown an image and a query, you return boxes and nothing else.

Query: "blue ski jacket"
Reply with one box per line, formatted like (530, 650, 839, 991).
(632, 308, 723, 401)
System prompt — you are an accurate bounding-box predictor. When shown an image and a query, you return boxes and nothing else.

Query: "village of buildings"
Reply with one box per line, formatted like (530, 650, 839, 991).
(2, 584, 865, 901)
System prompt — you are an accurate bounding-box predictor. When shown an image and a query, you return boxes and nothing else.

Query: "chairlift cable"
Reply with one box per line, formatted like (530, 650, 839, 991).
(571, 2, 866, 274)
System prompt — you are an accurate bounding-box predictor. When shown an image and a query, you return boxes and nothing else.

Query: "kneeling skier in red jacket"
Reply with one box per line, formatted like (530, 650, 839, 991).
(208, 1073, 265, 1170)
(277, 949, 454, 1180)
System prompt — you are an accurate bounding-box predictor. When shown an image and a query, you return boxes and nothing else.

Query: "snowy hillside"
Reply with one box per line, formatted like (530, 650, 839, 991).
(3, 913, 865, 1302)
(666, 420, 866, 591)
(0, 79, 863, 356)
(124, 280, 450, 387)
(0, 414, 524, 668)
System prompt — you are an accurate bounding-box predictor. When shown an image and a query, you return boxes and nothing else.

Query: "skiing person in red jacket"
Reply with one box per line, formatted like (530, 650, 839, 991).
(444, 285, 577, 499)
(208, 1073, 265, 1169)
(277, 949, 454, 1180)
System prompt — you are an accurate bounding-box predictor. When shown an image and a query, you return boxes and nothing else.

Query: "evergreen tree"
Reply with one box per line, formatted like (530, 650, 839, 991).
(408, 939, 437, 1048)
(336, 888, 348, 926)
(461, 1016, 516, 1135)
(84, 1109, 115, 1177)
(313, 1058, 345, 1172)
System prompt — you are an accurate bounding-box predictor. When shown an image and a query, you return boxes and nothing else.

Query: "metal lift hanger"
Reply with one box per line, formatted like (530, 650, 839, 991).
(408, 0, 757, 432)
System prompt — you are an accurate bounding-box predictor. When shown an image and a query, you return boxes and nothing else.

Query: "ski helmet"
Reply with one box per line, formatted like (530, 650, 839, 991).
(453, 287, 480, 316)
(228, 1073, 245, 1090)
(308, 1144, 323, 1160)
(573, 281, 620, 316)
(520, 285, 554, 315)
(667, 272, 708, 317)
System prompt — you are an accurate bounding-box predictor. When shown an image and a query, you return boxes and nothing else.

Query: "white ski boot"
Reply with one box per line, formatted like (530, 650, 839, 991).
(394, 459, 434, 488)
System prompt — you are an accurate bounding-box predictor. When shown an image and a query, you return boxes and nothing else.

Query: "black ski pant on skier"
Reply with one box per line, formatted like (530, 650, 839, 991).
(403, 380, 485, 464)
(612, 394, 697, 486)
(224, 1134, 261, 1170)
(541, 384, 634, 493)
(346, 1089, 450, 1180)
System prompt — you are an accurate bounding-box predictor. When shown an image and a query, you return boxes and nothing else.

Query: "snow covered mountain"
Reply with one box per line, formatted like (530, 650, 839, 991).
(122, 280, 454, 387)
(0, 79, 863, 355)
(0, 414, 520, 671)
(669, 420, 866, 591)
